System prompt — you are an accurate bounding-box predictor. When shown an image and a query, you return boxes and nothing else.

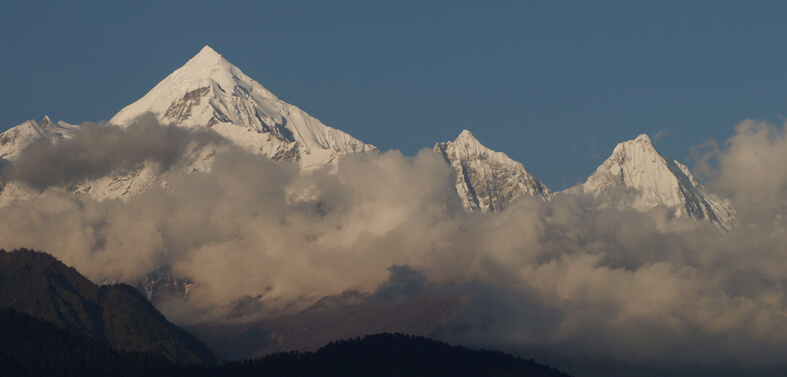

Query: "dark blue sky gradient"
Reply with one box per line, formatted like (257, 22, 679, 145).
(2, 1, 786, 189)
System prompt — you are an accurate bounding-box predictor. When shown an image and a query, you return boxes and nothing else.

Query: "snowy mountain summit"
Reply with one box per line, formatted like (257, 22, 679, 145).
(0, 116, 80, 202)
(110, 45, 377, 168)
(0, 47, 736, 233)
(0, 46, 383, 300)
(570, 134, 735, 230)
(0, 116, 78, 162)
(0, 46, 378, 204)
(435, 130, 552, 212)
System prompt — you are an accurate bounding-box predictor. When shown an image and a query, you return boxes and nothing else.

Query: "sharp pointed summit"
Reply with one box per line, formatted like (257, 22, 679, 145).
(568, 134, 735, 230)
(109, 46, 377, 167)
(0, 46, 739, 234)
(435, 130, 552, 212)
(194, 45, 222, 60)
(1, 46, 379, 205)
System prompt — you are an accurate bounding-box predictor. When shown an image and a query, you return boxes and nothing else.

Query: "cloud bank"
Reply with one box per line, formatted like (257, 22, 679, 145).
(7, 114, 223, 191)
(1, 118, 787, 369)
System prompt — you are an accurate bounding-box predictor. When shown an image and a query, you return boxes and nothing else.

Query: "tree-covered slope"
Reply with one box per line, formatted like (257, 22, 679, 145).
(0, 248, 219, 365)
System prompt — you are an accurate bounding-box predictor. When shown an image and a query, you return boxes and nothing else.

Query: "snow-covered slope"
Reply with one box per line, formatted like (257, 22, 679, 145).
(567, 134, 735, 230)
(0, 117, 80, 203)
(434, 130, 552, 212)
(109, 45, 377, 169)
(1, 46, 378, 204)
(0, 115, 221, 202)
(0, 116, 79, 162)
(0, 47, 381, 300)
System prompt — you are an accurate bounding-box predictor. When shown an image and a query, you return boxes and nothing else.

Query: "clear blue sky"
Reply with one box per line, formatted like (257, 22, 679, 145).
(2, 1, 786, 190)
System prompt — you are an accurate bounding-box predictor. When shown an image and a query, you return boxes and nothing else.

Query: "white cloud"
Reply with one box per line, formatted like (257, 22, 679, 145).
(2, 118, 787, 367)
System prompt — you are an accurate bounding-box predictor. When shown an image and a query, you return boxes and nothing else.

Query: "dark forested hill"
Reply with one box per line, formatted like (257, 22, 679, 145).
(0, 248, 219, 365)
(0, 248, 575, 376)
(190, 289, 460, 360)
(0, 306, 183, 377)
(0, 310, 573, 377)
(221, 333, 574, 377)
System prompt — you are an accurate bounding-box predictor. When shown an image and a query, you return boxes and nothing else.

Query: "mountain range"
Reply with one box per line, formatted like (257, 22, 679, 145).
(0, 45, 767, 377)
(0, 45, 734, 224)
(0, 45, 736, 302)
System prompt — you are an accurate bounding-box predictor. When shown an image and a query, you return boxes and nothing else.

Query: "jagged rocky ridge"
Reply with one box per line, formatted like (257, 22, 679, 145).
(435, 130, 552, 212)
(432, 131, 734, 231)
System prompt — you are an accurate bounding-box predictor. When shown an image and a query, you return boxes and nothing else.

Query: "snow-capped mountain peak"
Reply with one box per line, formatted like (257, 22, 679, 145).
(1, 46, 378, 206)
(586, 133, 665, 192)
(435, 130, 552, 212)
(110, 45, 275, 130)
(189, 45, 228, 67)
(183, 46, 271, 91)
(163, 45, 278, 104)
(109, 46, 377, 168)
(0, 116, 78, 161)
(455, 129, 479, 143)
(634, 133, 651, 142)
(571, 133, 735, 230)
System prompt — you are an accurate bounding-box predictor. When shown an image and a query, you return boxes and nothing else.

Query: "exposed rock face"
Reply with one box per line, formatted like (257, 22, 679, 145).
(435, 130, 552, 212)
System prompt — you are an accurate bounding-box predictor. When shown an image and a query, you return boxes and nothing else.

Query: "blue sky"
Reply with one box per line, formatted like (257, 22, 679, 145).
(2, 1, 786, 190)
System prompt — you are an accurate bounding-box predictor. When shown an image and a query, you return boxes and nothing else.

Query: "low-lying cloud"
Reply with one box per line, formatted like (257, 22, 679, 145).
(1, 117, 787, 369)
(8, 114, 223, 190)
